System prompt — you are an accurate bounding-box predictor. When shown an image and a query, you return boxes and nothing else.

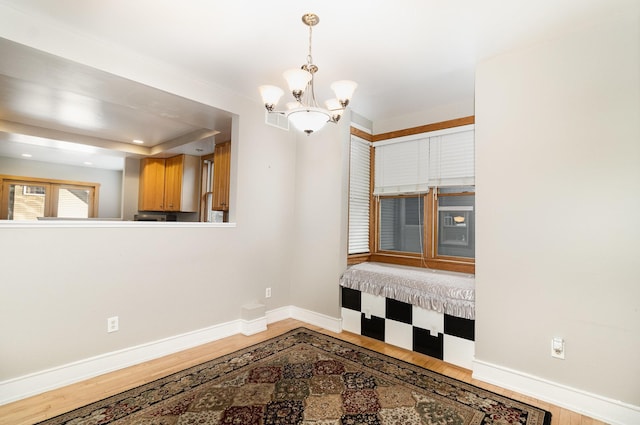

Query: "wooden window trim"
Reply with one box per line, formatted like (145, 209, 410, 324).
(200, 153, 215, 222)
(372, 116, 475, 142)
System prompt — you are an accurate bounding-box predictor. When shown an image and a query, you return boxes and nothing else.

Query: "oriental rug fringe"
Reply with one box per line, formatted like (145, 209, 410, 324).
(38, 327, 551, 425)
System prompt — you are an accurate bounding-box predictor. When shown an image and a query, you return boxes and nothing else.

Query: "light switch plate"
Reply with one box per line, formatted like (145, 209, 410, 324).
(551, 337, 565, 359)
(107, 316, 119, 333)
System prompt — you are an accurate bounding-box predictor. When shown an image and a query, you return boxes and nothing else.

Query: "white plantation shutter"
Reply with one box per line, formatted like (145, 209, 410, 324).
(429, 129, 475, 186)
(374, 137, 430, 195)
(348, 136, 371, 254)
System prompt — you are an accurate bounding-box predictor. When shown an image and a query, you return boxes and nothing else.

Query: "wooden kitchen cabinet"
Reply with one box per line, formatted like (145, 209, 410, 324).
(163, 155, 185, 211)
(138, 158, 166, 211)
(212, 141, 230, 211)
(138, 154, 200, 212)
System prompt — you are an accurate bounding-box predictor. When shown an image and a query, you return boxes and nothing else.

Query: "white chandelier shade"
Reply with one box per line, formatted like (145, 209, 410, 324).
(259, 13, 357, 135)
(259, 85, 284, 111)
(331, 80, 358, 106)
(287, 107, 332, 133)
(283, 69, 312, 96)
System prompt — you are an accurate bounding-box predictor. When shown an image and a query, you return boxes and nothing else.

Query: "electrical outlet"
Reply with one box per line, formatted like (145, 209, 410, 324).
(107, 316, 119, 333)
(265, 287, 272, 298)
(551, 337, 565, 359)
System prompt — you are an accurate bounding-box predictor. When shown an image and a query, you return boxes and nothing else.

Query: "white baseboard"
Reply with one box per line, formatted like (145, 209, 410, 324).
(288, 305, 343, 333)
(264, 305, 343, 334)
(0, 319, 242, 406)
(240, 317, 267, 336)
(473, 359, 640, 425)
(265, 305, 294, 324)
(0, 306, 343, 406)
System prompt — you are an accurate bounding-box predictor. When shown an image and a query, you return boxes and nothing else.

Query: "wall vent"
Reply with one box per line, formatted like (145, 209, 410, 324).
(265, 111, 289, 131)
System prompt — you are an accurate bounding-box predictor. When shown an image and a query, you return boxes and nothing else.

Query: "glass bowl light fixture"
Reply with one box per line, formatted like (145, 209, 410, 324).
(259, 13, 357, 135)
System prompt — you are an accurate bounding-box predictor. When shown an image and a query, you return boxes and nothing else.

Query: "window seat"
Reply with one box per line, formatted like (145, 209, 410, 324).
(339, 262, 475, 320)
(339, 262, 476, 368)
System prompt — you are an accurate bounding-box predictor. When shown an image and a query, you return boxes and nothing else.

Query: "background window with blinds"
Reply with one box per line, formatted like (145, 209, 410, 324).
(429, 129, 474, 187)
(367, 123, 475, 273)
(373, 124, 474, 195)
(348, 136, 371, 254)
(374, 137, 429, 195)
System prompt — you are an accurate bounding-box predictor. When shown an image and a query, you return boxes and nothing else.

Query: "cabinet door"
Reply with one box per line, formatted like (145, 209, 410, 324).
(163, 155, 184, 211)
(138, 158, 166, 211)
(212, 142, 230, 211)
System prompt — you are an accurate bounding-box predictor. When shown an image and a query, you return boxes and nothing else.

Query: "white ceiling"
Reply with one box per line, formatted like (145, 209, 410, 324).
(0, 0, 634, 169)
(0, 37, 232, 170)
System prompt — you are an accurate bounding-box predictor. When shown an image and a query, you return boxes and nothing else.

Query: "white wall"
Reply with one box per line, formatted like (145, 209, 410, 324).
(475, 10, 640, 411)
(373, 98, 474, 134)
(289, 114, 351, 320)
(0, 4, 299, 386)
(0, 156, 122, 218)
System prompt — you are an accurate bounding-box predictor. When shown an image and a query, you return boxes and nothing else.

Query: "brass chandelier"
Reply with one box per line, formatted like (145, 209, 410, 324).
(259, 13, 357, 135)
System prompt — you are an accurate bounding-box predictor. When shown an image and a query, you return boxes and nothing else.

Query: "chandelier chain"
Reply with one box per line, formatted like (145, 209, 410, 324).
(307, 24, 318, 107)
(307, 24, 313, 66)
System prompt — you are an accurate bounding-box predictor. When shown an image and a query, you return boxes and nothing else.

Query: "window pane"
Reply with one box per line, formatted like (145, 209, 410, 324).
(379, 196, 424, 253)
(7, 184, 47, 220)
(438, 194, 475, 258)
(57, 187, 90, 218)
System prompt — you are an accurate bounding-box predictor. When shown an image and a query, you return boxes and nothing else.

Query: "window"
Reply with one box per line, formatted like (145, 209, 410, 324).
(56, 186, 94, 218)
(379, 196, 424, 253)
(436, 188, 475, 259)
(372, 188, 475, 273)
(348, 135, 371, 255)
(0, 176, 99, 220)
(347, 118, 475, 273)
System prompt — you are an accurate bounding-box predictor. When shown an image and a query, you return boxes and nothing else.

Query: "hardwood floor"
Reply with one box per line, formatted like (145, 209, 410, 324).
(0, 319, 606, 425)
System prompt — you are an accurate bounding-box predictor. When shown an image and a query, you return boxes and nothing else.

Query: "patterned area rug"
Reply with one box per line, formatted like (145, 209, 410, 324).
(38, 328, 551, 425)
